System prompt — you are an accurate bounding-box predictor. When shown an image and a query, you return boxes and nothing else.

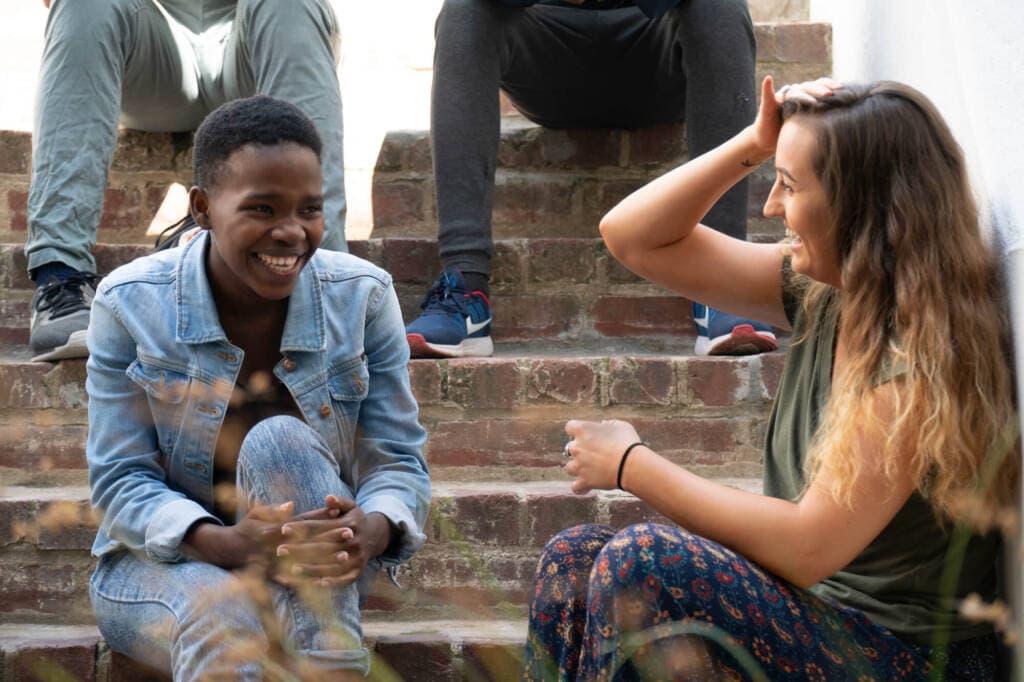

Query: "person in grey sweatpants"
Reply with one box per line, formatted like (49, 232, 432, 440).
(405, 0, 779, 360)
(26, 0, 347, 362)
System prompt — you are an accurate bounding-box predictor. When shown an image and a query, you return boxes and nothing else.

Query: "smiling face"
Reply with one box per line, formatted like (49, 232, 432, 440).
(763, 118, 841, 287)
(191, 142, 324, 310)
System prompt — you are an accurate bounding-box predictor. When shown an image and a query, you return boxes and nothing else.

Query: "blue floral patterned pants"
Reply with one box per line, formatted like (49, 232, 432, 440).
(522, 524, 997, 681)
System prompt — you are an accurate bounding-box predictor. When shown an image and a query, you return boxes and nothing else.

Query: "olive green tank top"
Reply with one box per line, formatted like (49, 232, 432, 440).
(762, 262, 999, 645)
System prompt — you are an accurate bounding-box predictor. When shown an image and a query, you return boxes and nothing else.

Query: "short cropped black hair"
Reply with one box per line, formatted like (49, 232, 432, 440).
(191, 95, 323, 189)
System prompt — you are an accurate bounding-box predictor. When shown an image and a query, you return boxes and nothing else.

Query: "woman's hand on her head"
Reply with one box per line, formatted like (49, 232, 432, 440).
(749, 76, 844, 155)
(564, 419, 643, 494)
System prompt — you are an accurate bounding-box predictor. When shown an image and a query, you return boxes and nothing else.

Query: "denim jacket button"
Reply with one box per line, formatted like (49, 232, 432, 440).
(283, 358, 297, 372)
(319, 404, 331, 418)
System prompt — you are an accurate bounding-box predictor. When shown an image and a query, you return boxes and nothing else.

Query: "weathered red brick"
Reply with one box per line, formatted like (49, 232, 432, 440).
(432, 492, 522, 546)
(425, 420, 566, 468)
(525, 239, 596, 284)
(526, 358, 597, 404)
(591, 296, 693, 337)
(99, 188, 144, 230)
(526, 493, 599, 546)
(381, 237, 440, 284)
(346, 239, 372, 261)
(447, 359, 523, 410)
(0, 423, 88, 471)
(627, 124, 686, 167)
(758, 351, 787, 399)
(408, 361, 442, 405)
(94, 244, 150, 277)
(492, 295, 582, 341)
(685, 357, 746, 407)
(631, 417, 744, 461)
(489, 240, 524, 286)
(607, 357, 676, 405)
(7, 188, 28, 231)
(603, 251, 643, 284)
(540, 128, 624, 169)
(372, 180, 427, 228)
(578, 178, 648, 226)
(607, 497, 674, 530)
(492, 176, 576, 229)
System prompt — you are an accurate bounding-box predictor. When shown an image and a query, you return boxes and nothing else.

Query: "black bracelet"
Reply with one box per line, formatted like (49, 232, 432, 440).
(616, 441, 646, 491)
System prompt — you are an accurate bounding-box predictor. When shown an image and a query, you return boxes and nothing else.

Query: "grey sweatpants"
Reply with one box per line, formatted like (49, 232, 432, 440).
(27, 0, 347, 276)
(432, 0, 756, 277)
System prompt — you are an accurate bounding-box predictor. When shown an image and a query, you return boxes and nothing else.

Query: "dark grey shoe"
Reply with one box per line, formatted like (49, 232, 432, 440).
(29, 273, 101, 362)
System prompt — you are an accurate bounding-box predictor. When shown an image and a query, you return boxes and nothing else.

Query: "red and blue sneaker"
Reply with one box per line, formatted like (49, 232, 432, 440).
(692, 302, 777, 356)
(406, 268, 494, 358)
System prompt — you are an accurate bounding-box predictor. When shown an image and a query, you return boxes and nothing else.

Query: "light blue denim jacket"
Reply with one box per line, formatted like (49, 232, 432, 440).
(86, 231, 430, 566)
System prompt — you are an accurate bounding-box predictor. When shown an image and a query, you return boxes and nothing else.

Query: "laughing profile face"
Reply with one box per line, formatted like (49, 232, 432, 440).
(763, 118, 841, 287)
(195, 141, 324, 308)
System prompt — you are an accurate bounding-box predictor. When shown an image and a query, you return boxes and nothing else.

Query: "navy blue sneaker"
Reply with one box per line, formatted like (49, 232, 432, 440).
(692, 302, 777, 356)
(406, 268, 494, 358)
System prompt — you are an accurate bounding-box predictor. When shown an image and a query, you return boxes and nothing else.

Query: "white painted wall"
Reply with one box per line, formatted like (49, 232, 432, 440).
(810, 0, 1024, 655)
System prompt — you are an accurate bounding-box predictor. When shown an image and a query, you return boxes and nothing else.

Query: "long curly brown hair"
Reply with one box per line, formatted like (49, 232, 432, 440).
(781, 81, 1018, 521)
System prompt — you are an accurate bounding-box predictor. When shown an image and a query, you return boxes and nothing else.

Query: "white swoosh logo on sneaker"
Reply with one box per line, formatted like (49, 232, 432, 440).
(466, 316, 492, 335)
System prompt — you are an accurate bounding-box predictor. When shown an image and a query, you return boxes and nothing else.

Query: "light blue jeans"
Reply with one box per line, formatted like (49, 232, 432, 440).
(28, 0, 347, 277)
(90, 417, 375, 679)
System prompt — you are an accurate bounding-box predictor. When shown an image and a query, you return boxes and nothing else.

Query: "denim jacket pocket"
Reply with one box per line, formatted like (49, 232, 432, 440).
(325, 354, 370, 454)
(126, 359, 191, 455)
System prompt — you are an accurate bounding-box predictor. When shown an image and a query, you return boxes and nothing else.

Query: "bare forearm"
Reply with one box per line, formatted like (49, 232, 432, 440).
(363, 512, 396, 559)
(600, 126, 773, 259)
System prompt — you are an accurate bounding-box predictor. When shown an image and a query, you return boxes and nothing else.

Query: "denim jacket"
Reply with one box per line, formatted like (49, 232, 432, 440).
(86, 231, 430, 567)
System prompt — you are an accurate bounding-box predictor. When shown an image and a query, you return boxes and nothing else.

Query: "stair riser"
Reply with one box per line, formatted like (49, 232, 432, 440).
(0, 489, 680, 625)
(0, 355, 784, 480)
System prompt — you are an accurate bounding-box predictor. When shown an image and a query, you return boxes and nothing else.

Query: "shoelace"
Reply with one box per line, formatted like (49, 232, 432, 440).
(34, 272, 102, 319)
(418, 275, 469, 317)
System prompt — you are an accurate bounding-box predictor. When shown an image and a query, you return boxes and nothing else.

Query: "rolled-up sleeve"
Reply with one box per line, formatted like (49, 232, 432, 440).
(352, 282, 430, 565)
(86, 286, 219, 562)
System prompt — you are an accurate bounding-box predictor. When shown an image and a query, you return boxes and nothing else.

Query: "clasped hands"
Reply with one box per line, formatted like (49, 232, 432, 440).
(234, 494, 384, 588)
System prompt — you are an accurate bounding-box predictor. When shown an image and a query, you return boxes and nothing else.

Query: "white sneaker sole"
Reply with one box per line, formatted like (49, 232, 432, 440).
(407, 334, 494, 358)
(31, 329, 89, 362)
(695, 326, 777, 357)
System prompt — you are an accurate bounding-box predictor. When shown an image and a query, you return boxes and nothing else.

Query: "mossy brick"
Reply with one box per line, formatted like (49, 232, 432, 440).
(432, 491, 522, 546)
(526, 493, 600, 545)
(462, 643, 524, 682)
(375, 637, 457, 682)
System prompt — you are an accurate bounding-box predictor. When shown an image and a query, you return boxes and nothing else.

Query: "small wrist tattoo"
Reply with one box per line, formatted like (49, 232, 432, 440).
(741, 158, 757, 168)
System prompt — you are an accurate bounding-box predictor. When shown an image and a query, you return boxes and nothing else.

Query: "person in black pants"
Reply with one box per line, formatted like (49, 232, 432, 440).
(406, 0, 778, 358)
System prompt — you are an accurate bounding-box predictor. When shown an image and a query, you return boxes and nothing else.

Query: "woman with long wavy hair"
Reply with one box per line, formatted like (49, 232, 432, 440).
(521, 77, 1018, 681)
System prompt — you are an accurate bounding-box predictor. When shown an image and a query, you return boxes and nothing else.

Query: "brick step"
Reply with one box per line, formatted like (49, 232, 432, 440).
(0, 351, 782, 483)
(0, 620, 527, 682)
(0, 480, 761, 626)
(0, 236, 790, 347)
(0, 22, 829, 243)
(0, 124, 788, 244)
